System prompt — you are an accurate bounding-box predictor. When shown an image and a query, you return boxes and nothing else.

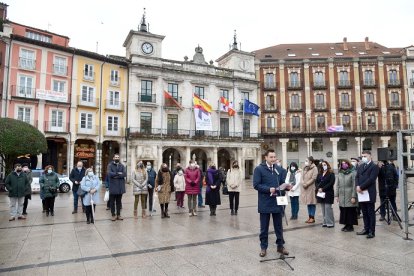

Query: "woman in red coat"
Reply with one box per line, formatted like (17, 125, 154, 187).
(184, 160, 200, 217)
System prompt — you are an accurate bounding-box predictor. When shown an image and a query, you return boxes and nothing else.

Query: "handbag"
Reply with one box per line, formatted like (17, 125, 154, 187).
(77, 187, 86, 197)
(222, 184, 229, 195)
(104, 190, 109, 202)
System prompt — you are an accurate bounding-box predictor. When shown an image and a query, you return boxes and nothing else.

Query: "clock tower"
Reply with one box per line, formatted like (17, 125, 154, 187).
(123, 9, 165, 64)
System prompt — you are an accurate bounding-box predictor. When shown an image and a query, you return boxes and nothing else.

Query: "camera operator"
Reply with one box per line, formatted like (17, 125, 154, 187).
(377, 160, 399, 221)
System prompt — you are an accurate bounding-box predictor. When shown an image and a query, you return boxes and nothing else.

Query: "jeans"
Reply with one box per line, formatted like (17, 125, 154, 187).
(290, 196, 299, 217)
(259, 212, 285, 249)
(110, 194, 123, 216)
(147, 188, 154, 211)
(379, 195, 398, 218)
(10, 197, 25, 217)
(176, 191, 185, 207)
(188, 194, 197, 211)
(320, 203, 335, 226)
(72, 188, 79, 210)
(198, 186, 203, 206)
(228, 192, 240, 211)
(307, 204, 316, 217)
(134, 194, 147, 210)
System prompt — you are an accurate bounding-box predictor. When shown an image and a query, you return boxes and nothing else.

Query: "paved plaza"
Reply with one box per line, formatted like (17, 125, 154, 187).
(0, 180, 413, 275)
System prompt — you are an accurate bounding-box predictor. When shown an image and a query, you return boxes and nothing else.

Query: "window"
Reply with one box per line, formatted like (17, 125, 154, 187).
(109, 91, 120, 107)
(84, 64, 94, 80)
(341, 93, 350, 107)
(312, 138, 323, 152)
(265, 95, 275, 109)
(195, 86, 205, 99)
(364, 70, 374, 85)
(338, 139, 348, 151)
(26, 31, 51, 43)
(317, 115, 325, 130)
(314, 71, 324, 86)
(392, 114, 401, 128)
(367, 114, 376, 128)
(167, 114, 178, 135)
(388, 70, 398, 84)
(267, 116, 275, 132)
(51, 110, 63, 128)
(107, 116, 119, 132)
(287, 140, 299, 152)
(19, 49, 35, 70)
(390, 92, 399, 107)
(365, 92, 375, 107)
(220, 118, 229, 137)
(17, 107, 31, 123)
(241, 91, 249, 101)
(265, 73, 275, 88)
(363, 138, 372, 151)
(315, 94, 325, 108)
(168, 83, 179, 100)
(53, 80, 65, 92)
(220, 89, 229, 99)
(53, 56, 67, 75)
(80, 113, 93, 129)
(110, 70, 119, 84)
(243, 119, 250, 138)
(342, 115, 351, 129)
(140, 112, 152, 134)
(289, 72, 299, 87)
(292, 116, 300, 130)
(81, 86, 94, 102)
(141, 80, 153, 102)
(339, 70, 349, 86)
(290, 94, 300, 109)
(19, 75, 34, 97)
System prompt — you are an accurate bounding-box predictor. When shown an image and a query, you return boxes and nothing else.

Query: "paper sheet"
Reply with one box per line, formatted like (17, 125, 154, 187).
(357, 190, 370, 202)
(316, 191, 326, 198)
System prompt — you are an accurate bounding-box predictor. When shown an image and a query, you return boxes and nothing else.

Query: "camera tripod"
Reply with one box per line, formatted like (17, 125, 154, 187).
(375, 196, 403, 229)
(260, 254, 296, 271)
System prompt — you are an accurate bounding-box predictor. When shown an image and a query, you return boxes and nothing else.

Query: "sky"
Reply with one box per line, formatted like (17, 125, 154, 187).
(3, 0, 414, 63)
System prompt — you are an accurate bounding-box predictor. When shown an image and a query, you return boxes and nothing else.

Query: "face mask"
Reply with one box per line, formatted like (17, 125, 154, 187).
(304, 161, 309, 166)
(190, 164, 195, 168)
(77, 166, 82, 170)
(361, 157, 368, 163)
(322, 165, 328, 171)
(47, 169, 53, 174)
(16, 168, 22, 172)
(178, 170, 183, 175)
(147, 166, 151, 170)
(351, 161, 357, 167)
(341, 164, 349, 170)
(290, 167, 296, 172)
(88, 172, 94, 177)
(114, 159, 120, 163)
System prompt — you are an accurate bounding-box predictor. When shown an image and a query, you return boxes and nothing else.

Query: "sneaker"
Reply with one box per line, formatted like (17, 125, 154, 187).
(193, 211, 197, 216)
(277, 247, 289, 256)
(189, 212, 193, 217)
(9, 217, 15, 221)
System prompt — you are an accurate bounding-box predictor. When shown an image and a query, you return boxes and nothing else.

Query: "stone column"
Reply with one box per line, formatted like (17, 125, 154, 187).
(67, 141, 75, 173)
(355, 137, 365, 156)
(213, 147, 218, 166)
(96, 147, 102, 180)
(237, 148, 243, 169)
(304, 137, 314, 157)
(130, 145, 137, 177)
(256, 147, 262, 166)
(186, 146, 191, 166)
(279, 138, 289, 168)
(330, 137, 340, 170)
(380, 136, 391, 148)
(157, 145, 163, 169)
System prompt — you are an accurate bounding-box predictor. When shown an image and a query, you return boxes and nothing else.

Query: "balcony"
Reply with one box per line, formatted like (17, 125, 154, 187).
(288, 103, 303, 112)
(77, 96, 98, 108)
(363, 104, 379, 111)
(136, 93, 157, 106)
(287, 81, 303, 90)
(410, 78, 414, 88)
(44, 121, 69, 133)
(337, 80, 353, 89)
(313, 103, 328, 111)
(77, 124, 98, 135)
(388, 101, 402, 110)
(361, 79, 377, 88)
(53, 64, 67, 76)
(83, 71, 95, 82)
(312, 81, 327, 90)
(386, 79, 401, 88)
(291, 126, 302, 133)
(104, 127, 125, 137)
(10, 85, 37, 99)
(338, 101, 354, 111)
(105, 100, 124, 111)
(263, 82, 277, 91)
(18, 58, 36, 70)
(263, 104, 277, 112)
(109, 77, 121, 87)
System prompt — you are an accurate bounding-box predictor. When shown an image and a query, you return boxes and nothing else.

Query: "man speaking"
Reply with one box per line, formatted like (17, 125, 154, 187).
(253, 149, 289, 257)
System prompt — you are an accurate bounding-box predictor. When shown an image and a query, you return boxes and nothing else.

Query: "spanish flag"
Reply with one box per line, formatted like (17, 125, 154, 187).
(193, 94, 212, 113)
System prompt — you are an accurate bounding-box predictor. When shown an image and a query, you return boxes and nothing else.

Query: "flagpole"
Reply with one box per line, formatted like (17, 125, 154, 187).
(160, 90, 163, 138)
(218, 99, 220, 138)
(190, 95, 193, 138)
(242, 99, 245, 141)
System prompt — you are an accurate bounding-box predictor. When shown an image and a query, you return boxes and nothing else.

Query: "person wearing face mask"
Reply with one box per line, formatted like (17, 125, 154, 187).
(107, 154, 126, 221)
(174, 169, 186, 209)
(184, 160, 201, 216)
(132, 161, 148, 219)
(69, 161, 86, 214)
(5, 163, 30, 221)
(286, 162, 301, 220)
(350, 157, 362, 218)
(146, 162, 157, 215)
(301, 156, 318, 223)
(172, 163, 182, 202)
(39, 165, 60, 217)
(226, 161, 243, 215)
(80, 168, 100, 224)
(21, 164, 32, 216)
(355, 150, 379, 239)
(205, 163, 221, 216)
(316, 161, 336, 228)
(155, 163, 174, 218)
(335, 159, 358, 232)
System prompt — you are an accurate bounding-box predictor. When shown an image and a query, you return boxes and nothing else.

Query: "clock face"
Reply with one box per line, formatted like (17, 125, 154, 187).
(141, 42, 153, 54)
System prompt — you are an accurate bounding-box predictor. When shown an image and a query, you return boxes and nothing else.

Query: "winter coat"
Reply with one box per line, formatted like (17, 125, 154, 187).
(205, 168, 221, 206)
(355, 161, 379, 203)
(253, 162, 284, 214)
(146, 168, 157, 188)
(277, 166, 287, 185)
(301, 164, 318, 205)
(174, 173, 186, 192)
(24, 171, 33, 196)
(286, 170, 302, 197)
(40, 172, 60, 198)
(315, 171, 335, 204)
(107, 161, 126, 195)
(155, 170, 173, 204)
(226, 168, 243, 192)
(184, 167, 201, 195)
(378, 163, 398, 197)
(80, 175, 100, 206)
(69, 167, 86, 192)
(132, 169, 148, 195)
(5, 171, 30, 198)
(335, 168, 358, 207)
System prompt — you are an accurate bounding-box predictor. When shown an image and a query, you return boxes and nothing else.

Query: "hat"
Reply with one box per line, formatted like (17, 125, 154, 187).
(350, 157, 360, 162)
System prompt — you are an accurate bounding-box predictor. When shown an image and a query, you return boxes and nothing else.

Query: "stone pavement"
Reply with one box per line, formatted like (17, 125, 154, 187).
(0, 180, 413, 276)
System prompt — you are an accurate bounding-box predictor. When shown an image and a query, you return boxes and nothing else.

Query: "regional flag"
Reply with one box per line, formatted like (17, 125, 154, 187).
(164, 91, 183, 110)
(244, 99, 260, 116)
(220, 96, 235, 116)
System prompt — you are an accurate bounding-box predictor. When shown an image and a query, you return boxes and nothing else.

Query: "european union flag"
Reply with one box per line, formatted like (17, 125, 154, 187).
(244, 99, 260, 116)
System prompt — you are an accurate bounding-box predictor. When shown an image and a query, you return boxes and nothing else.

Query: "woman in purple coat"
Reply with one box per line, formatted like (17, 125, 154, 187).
(184, 160, 201, 217)
(205, 163, 221, 216)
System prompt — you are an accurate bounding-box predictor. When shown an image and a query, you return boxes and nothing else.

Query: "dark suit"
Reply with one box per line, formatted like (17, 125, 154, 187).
(253, 162, 285, 250)
(355, 161, 379, 234)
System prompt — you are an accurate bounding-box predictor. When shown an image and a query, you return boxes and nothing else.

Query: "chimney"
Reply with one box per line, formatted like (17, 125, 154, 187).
(343, 37, 348, 51)
(0, 2, 8, 21)
(364, 37, 370, 50)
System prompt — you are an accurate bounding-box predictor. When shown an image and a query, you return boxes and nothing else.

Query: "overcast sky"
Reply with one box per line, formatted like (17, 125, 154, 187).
(4, 0, 413, 63)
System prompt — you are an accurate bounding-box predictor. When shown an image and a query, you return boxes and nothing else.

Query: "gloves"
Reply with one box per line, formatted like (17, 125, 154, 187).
(148, 184, 153, 189)
(190, 181, 196, 187)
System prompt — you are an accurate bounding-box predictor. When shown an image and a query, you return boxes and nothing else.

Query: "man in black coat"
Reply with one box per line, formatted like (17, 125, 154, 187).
(377, 161, 399, 221)
(69, 161, 86, 214)
(355, 150, 379, 238)
(107, 153, 126, 221)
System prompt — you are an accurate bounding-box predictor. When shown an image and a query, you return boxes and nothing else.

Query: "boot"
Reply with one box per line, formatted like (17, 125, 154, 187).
(231, 209, 235, 215)
(142, 210, 147, 219)
(305, 216, 311, 223)
(235, 210, 238, 216)
(51, 211, 54, 216)
(308, 216, 315, 223)
(161, 205, 165, 218)
(86, 213, 90, 224)
(46, 211, 49, 217)
(213, 207, 217, 216)
(165, 205, 170, 218)
(134, 210, 138, 219)
(72, 209, 78, 214)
